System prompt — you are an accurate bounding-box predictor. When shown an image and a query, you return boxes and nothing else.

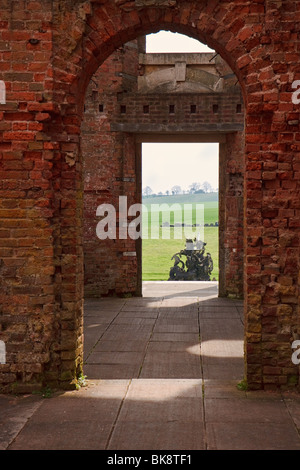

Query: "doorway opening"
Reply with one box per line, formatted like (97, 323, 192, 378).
(141, 142, 219, 285)
(80, 25, 245, 389)
(82, 28, 244, 299)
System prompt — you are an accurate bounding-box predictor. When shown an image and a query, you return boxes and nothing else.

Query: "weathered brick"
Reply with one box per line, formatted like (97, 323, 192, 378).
(0, 0, 299, 394)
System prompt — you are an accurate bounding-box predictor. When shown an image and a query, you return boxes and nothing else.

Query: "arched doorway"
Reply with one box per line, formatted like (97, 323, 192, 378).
(51, 2, 300, 391)
(1, 1, 299, 393)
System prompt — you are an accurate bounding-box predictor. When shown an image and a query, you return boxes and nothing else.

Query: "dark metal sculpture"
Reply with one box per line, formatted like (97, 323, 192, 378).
(168, 237, 213, 281)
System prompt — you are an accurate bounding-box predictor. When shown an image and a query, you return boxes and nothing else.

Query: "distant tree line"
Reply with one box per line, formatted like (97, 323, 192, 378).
(142, 181, 217, 197)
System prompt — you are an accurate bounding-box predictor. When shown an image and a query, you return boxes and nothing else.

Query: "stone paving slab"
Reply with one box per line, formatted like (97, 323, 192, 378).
(150, 332, 200, 342)
(206, 422, 300, 450)
(147, 341, 201, 353)
(112, 317, 157, 326)
(153, 325, 199, 334)
(87, 351, 146, 365)
(117, 393, 204, 423)
(84, 363, 141, 380)
(205, 396, 291, 423)
(8, 380, 130, 450)
(101, 326, 153, 342)
(2, 282, 300, 451)
(107, 378, 205, 450)
(200, 338, 244, 361)
(0, 394, 43, 450)
(93, 339, 149, 352)
(202, 362, 244, 381)
(140, 352, 202, 379)
(108, 421, 206, 450)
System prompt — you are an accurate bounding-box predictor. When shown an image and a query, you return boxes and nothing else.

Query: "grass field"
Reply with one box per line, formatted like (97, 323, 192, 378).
(142, 192, 219, 281)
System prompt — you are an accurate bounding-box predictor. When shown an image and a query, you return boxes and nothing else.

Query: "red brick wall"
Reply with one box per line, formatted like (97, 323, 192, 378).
(82, 43, 140, 297)
(219, 131, 245, 298)
(0, 0, 299, 392)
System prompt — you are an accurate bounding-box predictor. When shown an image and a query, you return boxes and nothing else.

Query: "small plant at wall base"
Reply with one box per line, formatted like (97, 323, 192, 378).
(237, 379, 248, 391)
(76, 373, 88, 389)
(32, 386, 54, 399)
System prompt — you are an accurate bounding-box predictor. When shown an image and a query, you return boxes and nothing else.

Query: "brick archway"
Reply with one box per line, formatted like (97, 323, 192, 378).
(0, 1, 299, 392)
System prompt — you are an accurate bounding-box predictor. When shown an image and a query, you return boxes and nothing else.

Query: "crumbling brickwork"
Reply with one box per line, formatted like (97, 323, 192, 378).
(0, 0, 299, 392)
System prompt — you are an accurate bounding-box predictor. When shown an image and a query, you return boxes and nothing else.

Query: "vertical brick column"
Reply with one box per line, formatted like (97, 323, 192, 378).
(82, 42, 140, 297)
(0, 0, 63, 392)
(219, 131, 245, 298)
(243, 0, 300, 389)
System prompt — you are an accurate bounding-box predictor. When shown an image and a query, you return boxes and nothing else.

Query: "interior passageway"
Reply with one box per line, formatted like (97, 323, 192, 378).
(84, 281, 244, 381)
(81, 281, 245, 449)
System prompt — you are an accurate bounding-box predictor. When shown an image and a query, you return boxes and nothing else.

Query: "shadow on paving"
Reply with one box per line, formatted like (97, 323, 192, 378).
(2, 282, 300, 450)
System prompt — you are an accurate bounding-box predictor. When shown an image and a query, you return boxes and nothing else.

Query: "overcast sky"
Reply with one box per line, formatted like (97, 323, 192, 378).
(142, 32, 218, 194)
(146, 31, 214, 53)
(142, 143, 219, 194)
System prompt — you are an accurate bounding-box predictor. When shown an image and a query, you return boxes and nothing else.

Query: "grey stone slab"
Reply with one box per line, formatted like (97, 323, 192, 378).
(84, 308, 121, 317)
(147, 341, 201, 354)
(283, 395, 300, 431)
(83, 323, 112, 358)
(93, 340, 148, 352)
(140, 360, 202, 379)
(206, 422, 300, 450)
(198, 304, 240, 311)
(10, 420, 113, 450)
(199, 310, 240, 319)
(122, 302, 161, 310)
(117, 310, 159, 318)
(150, 332, 200, 342)
(101, 325, 153, 341)
(84, 301, 125, 312)
(160, 303, 199, 310)
(198, 300, 239, 308)
(200, 338, 244, 362)
(203, 380, 247, 398)
(86, 351, 145, 365)
(9, 381, 130, 450)
(155, 317, 198, 324)
(117, 397, 204, 423)
(108, 420, 206, 450)
(199, 318, 244, 341)
(143, 281, 218, 297)
(84, 363, 140, 379)
(111, 317, 156, 326)
(158, 313, 199, 320)
(0, 395, 43, 450)
(157, 318, 199, 325)
(83, 323, 110, 339)
(153, 323, 199, 333)
(127, 379, 203, 399)
(143, 351, 201, 364)
(202, 362, 244, 381)
(84, 318, 111, 327)
(205, 397, 293, 424)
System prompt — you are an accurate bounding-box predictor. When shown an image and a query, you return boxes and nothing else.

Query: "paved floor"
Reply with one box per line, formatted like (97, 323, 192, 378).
(1, 281, 300, 450)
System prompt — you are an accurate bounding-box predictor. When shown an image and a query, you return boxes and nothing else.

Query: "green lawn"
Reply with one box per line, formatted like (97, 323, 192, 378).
(141, 193, 219, 281)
